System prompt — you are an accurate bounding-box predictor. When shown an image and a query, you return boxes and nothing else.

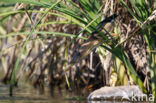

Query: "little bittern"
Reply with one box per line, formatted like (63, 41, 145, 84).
(64, 14, 118, 72)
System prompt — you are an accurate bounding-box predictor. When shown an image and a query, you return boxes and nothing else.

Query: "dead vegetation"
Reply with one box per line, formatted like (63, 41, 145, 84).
(0, 0, 156, 97)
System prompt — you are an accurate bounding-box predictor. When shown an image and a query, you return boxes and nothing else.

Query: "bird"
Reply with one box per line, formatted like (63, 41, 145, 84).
(64, 14, 118, 72)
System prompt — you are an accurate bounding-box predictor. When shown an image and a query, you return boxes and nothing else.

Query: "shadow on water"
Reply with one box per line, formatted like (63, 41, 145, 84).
(0, 81, 87, 103)
(0, 79, 147, 103)
(0, 81, 149, 103)
(0, 84, 128, 103)
(0, 83, 146, 103)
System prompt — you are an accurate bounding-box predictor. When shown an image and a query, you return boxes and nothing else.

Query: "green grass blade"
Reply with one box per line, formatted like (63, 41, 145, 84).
(0, 31, 87, 40)
(101, 45, 147, 93)
(9, 0, 62, 96)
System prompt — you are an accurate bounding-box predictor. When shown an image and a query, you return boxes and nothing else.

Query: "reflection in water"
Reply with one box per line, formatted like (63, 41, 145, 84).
(0, 81, 87, 103)
(0, 81, 145, 103)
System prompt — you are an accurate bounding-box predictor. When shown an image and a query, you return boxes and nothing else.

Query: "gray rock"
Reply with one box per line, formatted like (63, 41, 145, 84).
(87, 86, 147, 102)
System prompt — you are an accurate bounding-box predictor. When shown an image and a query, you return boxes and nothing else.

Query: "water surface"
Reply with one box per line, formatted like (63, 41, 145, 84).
(0, 81, 87, 103)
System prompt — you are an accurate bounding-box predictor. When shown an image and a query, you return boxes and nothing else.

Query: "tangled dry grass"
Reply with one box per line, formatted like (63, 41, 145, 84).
(0, 0, 156, 96)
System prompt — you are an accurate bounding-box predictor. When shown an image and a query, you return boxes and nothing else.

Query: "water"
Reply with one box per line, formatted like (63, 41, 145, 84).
(0, 83, 137, 103)
(0, 82, 134, 103)
(0, 69, 87, 103)
(0, 81, 87, 103)
(0, 74, 147, 103)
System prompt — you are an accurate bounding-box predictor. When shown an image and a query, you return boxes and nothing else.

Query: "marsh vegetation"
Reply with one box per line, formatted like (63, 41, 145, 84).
(0, 0, 156, 102)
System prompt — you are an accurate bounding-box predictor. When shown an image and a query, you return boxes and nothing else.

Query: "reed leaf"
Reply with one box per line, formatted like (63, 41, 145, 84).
(9, 0, 62, 96)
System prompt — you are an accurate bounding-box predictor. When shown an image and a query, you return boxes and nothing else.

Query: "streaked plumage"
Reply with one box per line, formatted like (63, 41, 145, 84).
(64, 14, 118, 72)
